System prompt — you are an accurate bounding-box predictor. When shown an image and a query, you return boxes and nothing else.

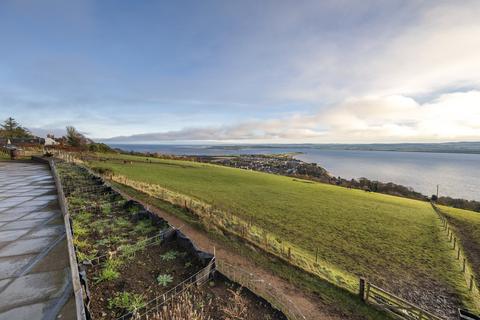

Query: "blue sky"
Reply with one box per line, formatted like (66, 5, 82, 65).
(1, 0, 480, 143)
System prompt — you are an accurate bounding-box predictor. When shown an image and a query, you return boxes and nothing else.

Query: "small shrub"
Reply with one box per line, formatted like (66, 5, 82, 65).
(160, 250, 179, 261)
(120, 242, 146, 260)
(72, 221, 89, 237)
(101, 203, 112, 214)
(128, 206, 140, 215)
(91, 219, 109, 234)
(68, 196, 86, 207)
(133, 220, 156, 235)
(77, 250, 97, 262)
(73, 211, 92, 223)
(156, 274, 174, 287)
(73, 237, 89, 250)
(108, 292, 145, 312)
(95, 258, 122, 283)
(113, 217, 132, 230)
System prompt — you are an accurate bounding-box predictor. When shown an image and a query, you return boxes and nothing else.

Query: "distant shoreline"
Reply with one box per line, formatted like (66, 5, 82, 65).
(107, 141, 480, 155)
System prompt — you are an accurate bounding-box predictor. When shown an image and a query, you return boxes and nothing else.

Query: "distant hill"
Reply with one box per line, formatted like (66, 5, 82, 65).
(210, 142, 480, 154)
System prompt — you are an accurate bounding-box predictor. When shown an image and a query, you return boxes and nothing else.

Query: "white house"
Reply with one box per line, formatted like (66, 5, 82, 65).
(44, 137, 58, 146)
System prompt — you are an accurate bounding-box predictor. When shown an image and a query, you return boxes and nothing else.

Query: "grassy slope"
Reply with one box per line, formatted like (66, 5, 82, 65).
(90, 154, 472, 310)
(111, 181, 392, 320)
(440, 205, 480, 279)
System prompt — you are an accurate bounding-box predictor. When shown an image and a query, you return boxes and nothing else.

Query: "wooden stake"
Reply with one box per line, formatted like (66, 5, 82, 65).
(359, 278, 366, 301)
(470, 275, 474, 291)
(315, 248, 319, 263)
(463, 258, 467, 272)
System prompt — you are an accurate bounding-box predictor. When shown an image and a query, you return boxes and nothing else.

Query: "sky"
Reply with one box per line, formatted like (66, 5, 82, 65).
(1, 0, 480, 144)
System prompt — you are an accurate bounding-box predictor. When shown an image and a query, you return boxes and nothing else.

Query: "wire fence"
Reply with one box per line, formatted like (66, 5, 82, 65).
(363, 281, 443, 320)
(432, 204, 480, 309)
(66, 199, 128, 215)
(216, 260, 307, 320)
(116, 259, 215, 320)
(87, 227, 175, 266)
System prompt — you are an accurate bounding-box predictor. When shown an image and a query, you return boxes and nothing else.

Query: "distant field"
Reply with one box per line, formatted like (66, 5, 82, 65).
(89, 153, 474, 316)
(440, 206, 480, 279)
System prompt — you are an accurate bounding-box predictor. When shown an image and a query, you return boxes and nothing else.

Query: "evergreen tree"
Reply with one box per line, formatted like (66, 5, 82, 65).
(66, 126, 87, 147)
(0, 117, 32, 138)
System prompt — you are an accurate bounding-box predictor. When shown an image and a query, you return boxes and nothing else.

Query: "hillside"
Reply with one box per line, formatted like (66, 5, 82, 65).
(88, 153, 476, 317)
(439, 205, 480, 280)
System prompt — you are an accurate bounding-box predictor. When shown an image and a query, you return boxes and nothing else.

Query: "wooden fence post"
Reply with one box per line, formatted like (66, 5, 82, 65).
(359, 278, 366, 301)
(470, 275, 474, 291)
(457, 247, 461, 260)
(288, 247, 291, 260)
(463, 258, 467, 272)
(453, 237, 456, 249)
(315, 248, 319, 263)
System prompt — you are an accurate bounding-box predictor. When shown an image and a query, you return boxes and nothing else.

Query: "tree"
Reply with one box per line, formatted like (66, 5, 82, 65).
(0, 117, 32, 138)
(66, 126, 87, 147)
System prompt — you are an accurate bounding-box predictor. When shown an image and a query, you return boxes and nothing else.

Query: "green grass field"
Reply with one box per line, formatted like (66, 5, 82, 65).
(440, 206, 480, 280)
(89, 153, 475, 315)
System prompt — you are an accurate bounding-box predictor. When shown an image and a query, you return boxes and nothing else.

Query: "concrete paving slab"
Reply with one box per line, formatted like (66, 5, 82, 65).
(20, 211, 57, 220)
(0, 279, 9, 291)
(0, 219, 49, 231)
(0, 237, 54, 257)
(0, 255, 34, 280)
(24, 226, 64, 239)
(0, 270, 68, 312)
(0, 229, 30, 242)
(0, 206, 39, 216)
(0, 212, 32, 222)
(0, 161, 75, 319)
(0, 301, 50, 320)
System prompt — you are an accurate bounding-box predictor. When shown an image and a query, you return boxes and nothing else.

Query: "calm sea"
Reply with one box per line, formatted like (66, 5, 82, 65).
(109, 144, 480, 201)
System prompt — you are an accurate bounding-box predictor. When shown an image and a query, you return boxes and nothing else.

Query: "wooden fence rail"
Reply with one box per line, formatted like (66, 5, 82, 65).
(361, 280, 443, 320)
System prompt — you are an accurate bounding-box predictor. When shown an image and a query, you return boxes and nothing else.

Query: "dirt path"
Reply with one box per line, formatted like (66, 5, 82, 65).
(116, 189, 340, 320)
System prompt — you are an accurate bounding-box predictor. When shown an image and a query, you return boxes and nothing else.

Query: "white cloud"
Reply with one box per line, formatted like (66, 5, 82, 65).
(319, 91, 480, 142)
(281, 1, 480, 102)
(370, 2, 480, 96)
(104, 91, 480, 143)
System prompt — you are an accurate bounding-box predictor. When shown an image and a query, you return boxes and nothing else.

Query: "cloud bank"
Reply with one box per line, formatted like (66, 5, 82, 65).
(104, 90, 480, 143)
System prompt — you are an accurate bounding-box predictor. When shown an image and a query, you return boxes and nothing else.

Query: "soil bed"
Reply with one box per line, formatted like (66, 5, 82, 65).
(89, 241, 203, 319)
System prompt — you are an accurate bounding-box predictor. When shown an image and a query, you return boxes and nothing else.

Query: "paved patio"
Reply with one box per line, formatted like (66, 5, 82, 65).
(0, 161, 75, 320)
